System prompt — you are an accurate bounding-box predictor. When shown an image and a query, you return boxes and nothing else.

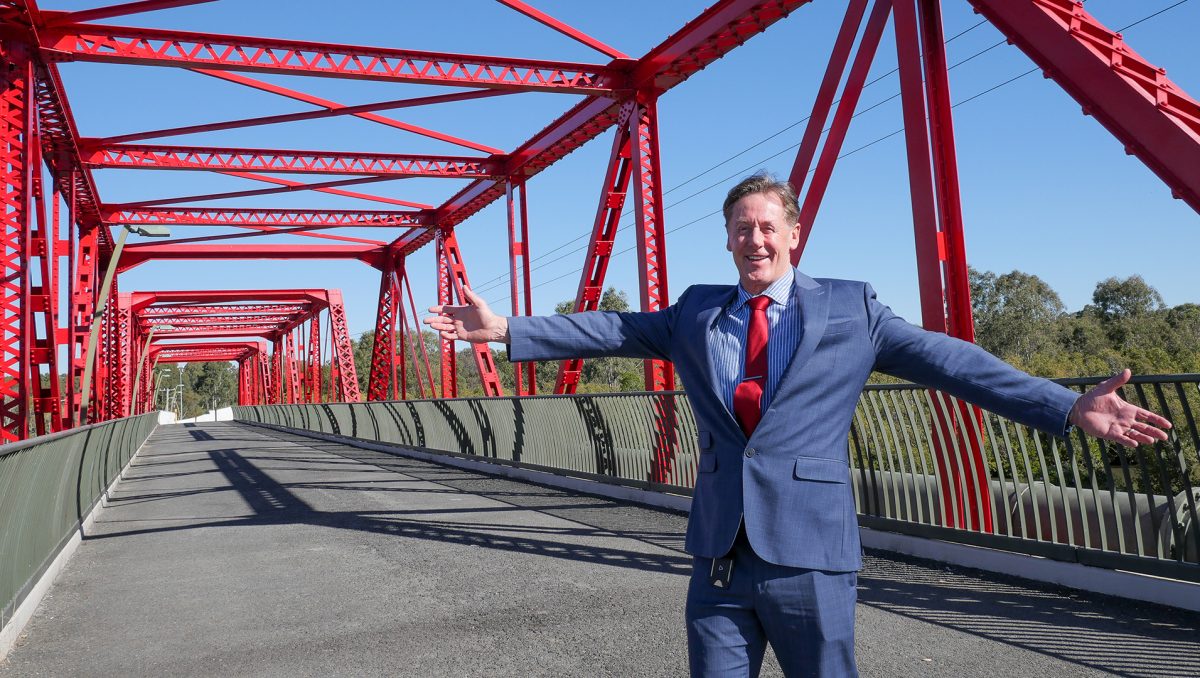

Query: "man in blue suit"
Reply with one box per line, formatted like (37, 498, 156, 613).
(425, 174, 1171, 677)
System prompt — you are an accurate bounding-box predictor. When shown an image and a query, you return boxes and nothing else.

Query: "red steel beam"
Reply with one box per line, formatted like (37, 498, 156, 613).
(116, 174, 408, 209)
(195, 70, 503, 155)
(217, 171, 432, 210)
(85, 143, 502, 178)
(97, 90, 510, 146)
(142, 303, 309, 316)
(117, 244, 385, 272)
(968, 0, 1200, 213)
(41, 23, 625, 94)
(105, 207, 430, 228)
(495, 0, 628, 60)
(42, 1, 215, 26)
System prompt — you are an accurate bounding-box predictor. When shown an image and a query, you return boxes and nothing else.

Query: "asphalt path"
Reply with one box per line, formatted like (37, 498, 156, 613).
(2, 422, 1197, 677)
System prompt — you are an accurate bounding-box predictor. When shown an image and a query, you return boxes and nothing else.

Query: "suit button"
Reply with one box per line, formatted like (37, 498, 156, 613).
(745, 448, 755, 458)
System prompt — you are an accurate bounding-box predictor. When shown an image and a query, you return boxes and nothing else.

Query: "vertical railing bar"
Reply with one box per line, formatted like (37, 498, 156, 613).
(981, 409, 1016, 538)
(917, 390, 952, 528)
(1008, 421, 1043, 543)
(897, 388, 938, 526)
(883, 388, 923, 524)
(1139, 382, 1175, 561)
(1128, 384, 1165, 559)
(866, 390, 908, 521)
(953, 395, 991, 534)
(1045, 430, 1077, 548)
(851, 406, 882, 517)
(1171, 381, 1200, 560)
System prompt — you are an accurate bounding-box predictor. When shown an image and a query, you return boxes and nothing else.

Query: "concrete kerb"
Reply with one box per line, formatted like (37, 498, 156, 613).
(0, 424, 160, 661)
(241, 420, 1199, 614)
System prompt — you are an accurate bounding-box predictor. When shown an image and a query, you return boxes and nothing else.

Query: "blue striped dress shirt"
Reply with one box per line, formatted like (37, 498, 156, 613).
(707, 269, 804, 416)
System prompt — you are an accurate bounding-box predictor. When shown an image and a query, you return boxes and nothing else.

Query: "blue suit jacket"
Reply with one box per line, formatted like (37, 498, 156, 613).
(508, 270, 1079, 572)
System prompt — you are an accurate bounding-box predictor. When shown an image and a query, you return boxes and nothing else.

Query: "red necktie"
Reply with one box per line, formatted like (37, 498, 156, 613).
(733, 296, 771, 437)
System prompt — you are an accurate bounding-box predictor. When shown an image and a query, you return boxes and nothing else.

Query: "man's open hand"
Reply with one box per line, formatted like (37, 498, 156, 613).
(1069, 369, 1172, 448)
(423, 286, 510, 344)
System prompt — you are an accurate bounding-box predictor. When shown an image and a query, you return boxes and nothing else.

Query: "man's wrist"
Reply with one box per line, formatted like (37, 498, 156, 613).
(495, 317, 511, 344)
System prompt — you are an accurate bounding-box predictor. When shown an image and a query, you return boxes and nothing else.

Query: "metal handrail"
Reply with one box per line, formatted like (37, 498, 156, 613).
(234, 374, 1200, 581)
(0, 412, 159, 633)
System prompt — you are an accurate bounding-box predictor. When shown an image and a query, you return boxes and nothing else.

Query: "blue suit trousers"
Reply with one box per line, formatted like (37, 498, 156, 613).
(686, 532, 858, 677)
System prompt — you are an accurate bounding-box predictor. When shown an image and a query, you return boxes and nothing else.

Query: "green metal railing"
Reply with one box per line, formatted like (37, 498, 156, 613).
(234, 374, 1200, 581)
(1, 413, 158, 633)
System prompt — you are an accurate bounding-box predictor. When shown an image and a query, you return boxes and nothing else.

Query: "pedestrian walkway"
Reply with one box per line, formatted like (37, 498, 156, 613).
(2, 423, 1197, 677)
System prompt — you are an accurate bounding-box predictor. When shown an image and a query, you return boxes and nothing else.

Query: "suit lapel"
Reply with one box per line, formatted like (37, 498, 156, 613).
(696, 287, 738, 423)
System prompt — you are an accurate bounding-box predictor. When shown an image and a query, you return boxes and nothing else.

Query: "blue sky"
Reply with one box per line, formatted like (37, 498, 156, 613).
(45, 0, 1200, 345)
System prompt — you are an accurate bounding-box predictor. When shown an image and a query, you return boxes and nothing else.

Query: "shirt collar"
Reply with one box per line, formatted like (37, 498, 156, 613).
(732, 267, 794, 313)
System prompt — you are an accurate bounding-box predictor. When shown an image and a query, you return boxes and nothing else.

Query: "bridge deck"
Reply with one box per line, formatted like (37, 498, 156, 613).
(1, 423, 1196, 677)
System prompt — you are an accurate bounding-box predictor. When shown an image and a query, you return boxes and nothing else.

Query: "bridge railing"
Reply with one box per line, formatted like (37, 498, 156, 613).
(1, 412, 159, 633)
(234, 374, 1199, 582)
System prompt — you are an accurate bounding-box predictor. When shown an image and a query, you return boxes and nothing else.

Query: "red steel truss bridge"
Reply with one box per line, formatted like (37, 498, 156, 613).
(1, 0, 1196, 491)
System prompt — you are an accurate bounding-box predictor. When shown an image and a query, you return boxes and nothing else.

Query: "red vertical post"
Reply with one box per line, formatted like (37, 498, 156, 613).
(308, 314, 321, 403)
(435, 230, 456, 398)
(285, 330, 301, 404)
(112, 292, 133, 418)
(628, 93, 679, 485)
(628, 95, 674, 392)
(0, 39, 32, 441)
(326, 289, 361, 402)
(505, 179, 535, 395)
(438, 228, 504, 397)
(367, 251, 397, 400)
(555, 103, 636, 394)
(893, 0, 989, 532)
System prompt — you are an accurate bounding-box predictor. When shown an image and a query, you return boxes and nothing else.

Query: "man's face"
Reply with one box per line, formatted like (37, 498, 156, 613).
(725, 192, 801, 294)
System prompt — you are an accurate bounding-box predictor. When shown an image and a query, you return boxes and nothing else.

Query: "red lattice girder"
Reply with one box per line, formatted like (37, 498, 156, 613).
(366, 252, 398, 401)
(42, 23, 625, 94)
(116, 244, 386, 272)
(85, 144, 501, 178)
(0, 40, 31, 442)
(435, 231, 456, 398)
(555, 102, 635, 394)
(629, 96, 673, 393)
(67, 209, 98, 425)
(105, 206, 429, 228)
(141, 303, 308, 317)
(325, 289, 360, 402)
(969, 0, 1200, 212)
(438, 229, 503, 397)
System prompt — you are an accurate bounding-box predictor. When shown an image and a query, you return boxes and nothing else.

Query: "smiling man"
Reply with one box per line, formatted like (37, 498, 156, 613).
(425, 173, 1170, 677)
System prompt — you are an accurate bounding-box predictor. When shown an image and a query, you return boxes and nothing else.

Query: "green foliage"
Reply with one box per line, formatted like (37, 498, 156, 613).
(151, 361, 237, 418)
(968, 268, 1198, 379)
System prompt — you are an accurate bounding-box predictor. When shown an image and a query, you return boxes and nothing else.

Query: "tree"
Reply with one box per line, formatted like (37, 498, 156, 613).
(969, 267, 1065, 367)
(184, 361, 237, 416)
(547, 287, 644, 393)
(1091, 275, 1165, 321)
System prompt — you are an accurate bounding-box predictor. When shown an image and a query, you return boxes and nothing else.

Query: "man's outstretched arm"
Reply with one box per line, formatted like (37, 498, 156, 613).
(423, 285, 677, 362)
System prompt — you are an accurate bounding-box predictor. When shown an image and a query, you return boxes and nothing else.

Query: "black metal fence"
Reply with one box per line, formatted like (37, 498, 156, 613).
(234, 374, 1200, 582)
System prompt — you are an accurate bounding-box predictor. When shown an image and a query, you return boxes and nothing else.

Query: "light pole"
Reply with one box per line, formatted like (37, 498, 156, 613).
(76, 224, 170, 426)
